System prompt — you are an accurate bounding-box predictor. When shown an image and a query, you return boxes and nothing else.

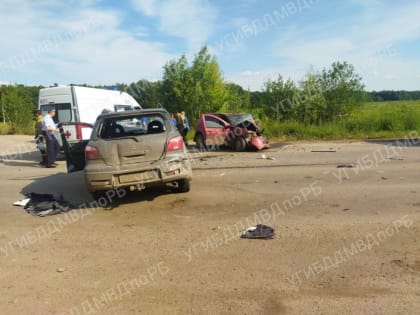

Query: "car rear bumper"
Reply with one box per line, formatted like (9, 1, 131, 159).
(84, 157, 192, 192)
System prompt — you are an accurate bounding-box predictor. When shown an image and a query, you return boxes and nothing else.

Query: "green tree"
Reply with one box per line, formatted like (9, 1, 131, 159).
(319, 61, 365, 121)
(161, 54, 190, 114)
(126, 80, 162, 108)
(161, 46, 227, 120)
(188, 46, 227, 118)
(221, 83, 250, 113)
(294, 73, 327, 125)
(0, 85, 34, 131)
(263, 75, 297, 120)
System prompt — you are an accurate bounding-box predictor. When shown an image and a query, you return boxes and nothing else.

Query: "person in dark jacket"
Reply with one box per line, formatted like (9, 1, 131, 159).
(180, 111, 190, 146)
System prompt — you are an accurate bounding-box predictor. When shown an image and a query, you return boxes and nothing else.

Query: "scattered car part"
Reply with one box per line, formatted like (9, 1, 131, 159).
(240, 224, 275, 239)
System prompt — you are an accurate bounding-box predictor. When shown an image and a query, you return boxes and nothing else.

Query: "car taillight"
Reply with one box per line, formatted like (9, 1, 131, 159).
(166, 136, 184, 151)
(85, 145, 101, 160)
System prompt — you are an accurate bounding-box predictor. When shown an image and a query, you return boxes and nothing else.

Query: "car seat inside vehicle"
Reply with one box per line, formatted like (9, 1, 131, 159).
(102, 121, 125, 138)
(147, 120, 164, 134)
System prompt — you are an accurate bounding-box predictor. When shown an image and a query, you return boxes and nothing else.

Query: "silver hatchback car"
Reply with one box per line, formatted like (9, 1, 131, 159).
(61, 109, 192, 197)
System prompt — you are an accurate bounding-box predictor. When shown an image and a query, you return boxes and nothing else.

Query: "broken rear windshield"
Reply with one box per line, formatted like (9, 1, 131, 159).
(99, 114, 166, 139)
(221, 114, 254, 125)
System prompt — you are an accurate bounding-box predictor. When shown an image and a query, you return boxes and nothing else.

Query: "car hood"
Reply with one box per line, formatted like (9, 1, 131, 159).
(234, 119, 262, 132)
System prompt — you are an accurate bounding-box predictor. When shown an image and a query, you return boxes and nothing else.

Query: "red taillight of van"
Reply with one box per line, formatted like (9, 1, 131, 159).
(166, 136, 184, 151)
(76, 124, 83, 140)
(85, 145, 101, 160)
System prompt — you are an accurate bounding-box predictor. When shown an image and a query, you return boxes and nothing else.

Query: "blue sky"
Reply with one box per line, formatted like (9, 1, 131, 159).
(1, 0, 419, 91)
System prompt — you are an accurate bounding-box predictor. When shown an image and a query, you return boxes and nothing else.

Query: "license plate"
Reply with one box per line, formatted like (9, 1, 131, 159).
(119, 171, 155, 183)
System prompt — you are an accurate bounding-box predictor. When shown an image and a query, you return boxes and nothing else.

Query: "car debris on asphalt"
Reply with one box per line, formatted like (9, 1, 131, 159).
(260, 154, 276, 160)
(13, 192, 76, 217)
(336, 164, 354, 168)
(240, 224, 275, 239)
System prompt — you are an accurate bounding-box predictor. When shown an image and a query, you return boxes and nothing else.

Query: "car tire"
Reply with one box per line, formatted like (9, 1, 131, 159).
(233, 137, 247, 151)
(195, 133, 206, 150)
(177, 179, 190, 193)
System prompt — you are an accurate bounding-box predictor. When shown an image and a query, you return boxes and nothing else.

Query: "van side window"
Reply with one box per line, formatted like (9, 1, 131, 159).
(40, 103, 72, 123)
(56, 103, 72, 122)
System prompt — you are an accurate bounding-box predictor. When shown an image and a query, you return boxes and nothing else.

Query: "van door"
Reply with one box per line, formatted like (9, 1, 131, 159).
(59, 123, 92, 172)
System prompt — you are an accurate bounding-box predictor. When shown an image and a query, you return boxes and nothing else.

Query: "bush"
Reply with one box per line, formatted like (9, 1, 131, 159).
(0, 123, 13, 135)
(0, 122, 34, 135)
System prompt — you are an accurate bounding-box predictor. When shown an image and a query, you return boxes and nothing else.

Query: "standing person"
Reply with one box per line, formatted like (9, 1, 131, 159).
(34, 110, 47, 165)
(181, 111, 190, 146)
(175, 112, 185, 134)
(42, 108, 60, 168)
(170, 113, 177, 127)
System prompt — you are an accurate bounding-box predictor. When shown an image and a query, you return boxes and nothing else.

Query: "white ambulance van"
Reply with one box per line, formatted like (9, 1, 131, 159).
(38, 85, 142, 145)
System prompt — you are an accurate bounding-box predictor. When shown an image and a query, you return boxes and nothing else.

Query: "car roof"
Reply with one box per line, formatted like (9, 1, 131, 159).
(98, 108, 169, 119)
(205, 113, 249, 116)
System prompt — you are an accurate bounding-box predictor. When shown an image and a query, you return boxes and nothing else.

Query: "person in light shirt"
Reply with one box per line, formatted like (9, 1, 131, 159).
(42, 108, 60, 168)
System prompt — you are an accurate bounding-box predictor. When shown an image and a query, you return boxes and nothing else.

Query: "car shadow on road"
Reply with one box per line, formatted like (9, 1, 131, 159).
(1, 150, 66, 168)
(119, 186, 183, 205)
(20, 171, 183, 211)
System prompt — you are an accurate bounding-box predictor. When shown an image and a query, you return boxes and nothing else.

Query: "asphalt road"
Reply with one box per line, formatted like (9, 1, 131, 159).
(0, 135, 419, 315)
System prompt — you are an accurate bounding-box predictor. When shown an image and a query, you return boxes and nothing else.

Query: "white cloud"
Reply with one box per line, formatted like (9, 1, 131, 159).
(266, 2, 420, 91)
(0, 0, 173, 85)
(131, 0, 218, 49)
(383, 74, 398, 80)
(131, 0, 157, 16)
(38, 9, 172, 84)
(241, 70, 261, 77)
(226, 65, 306, 91)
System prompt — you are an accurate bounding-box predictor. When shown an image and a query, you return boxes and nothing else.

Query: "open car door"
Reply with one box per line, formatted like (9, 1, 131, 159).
(58, 122, 93, 173)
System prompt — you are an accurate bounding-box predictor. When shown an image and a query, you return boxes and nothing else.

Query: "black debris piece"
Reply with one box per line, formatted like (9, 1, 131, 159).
(22, 192, 75, 217)
(240, 224, 275, 239)
(336, 164, 354, 168)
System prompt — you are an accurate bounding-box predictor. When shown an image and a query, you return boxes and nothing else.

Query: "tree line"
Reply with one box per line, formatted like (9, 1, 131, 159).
(1, 45, 419, 132)
(368, 90, 420, 102)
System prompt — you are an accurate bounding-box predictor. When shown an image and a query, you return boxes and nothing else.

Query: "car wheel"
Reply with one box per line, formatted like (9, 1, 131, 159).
(195, 133, 206, 150)
(233, 137, 247, 151)
(177, 179, 190, 193)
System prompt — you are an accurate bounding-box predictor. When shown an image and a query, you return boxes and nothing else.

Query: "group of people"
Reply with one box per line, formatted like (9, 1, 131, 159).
(34, 109, 60, 168)
(171, 111, 190, 145)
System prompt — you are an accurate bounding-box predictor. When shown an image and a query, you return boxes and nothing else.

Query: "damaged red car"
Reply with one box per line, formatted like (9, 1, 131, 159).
(193, 113, 269, 151)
